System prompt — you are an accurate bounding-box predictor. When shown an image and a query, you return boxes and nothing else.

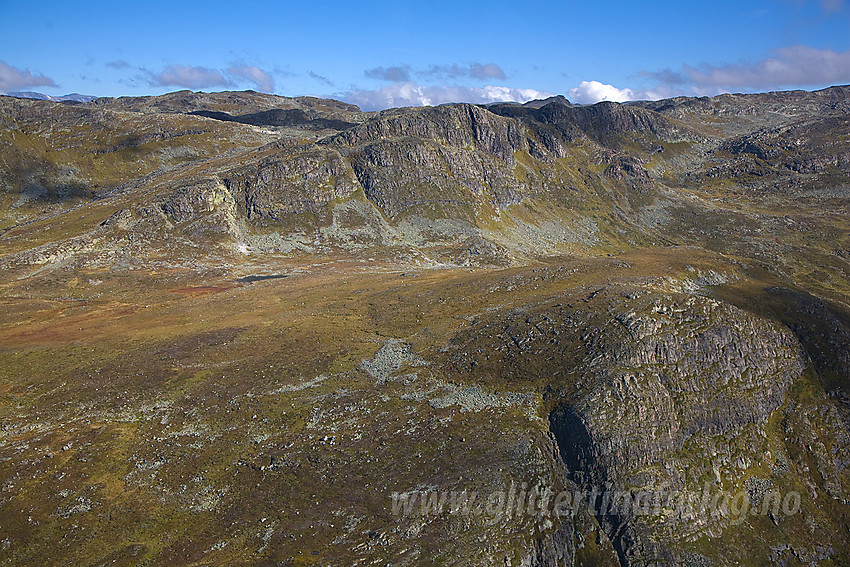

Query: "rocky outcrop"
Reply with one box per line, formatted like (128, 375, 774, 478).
(324, 103, 526, 163)
(157, 178, 239, 235)
(719, 115, 850, 174)
(637, 85, 850, 124)
(554, 293, 802, 481)
(488, 98, 697, 147)
(91, 89, 364, 122)
(442, 286, 809, 564)
(189, 108, 358, 131)
(223, 145, 360, 220)
(347, 136, 532, 218)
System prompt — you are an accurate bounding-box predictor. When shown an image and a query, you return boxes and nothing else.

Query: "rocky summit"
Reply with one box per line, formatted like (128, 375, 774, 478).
(1, 86, 849, 566)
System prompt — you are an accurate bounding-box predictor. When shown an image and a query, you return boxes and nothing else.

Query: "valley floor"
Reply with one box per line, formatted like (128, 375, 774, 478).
(1, 247, 848, 565)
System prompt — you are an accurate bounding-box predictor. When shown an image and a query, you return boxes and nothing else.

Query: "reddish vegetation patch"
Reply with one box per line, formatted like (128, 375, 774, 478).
(0, 302, 141, 347)
(170, 286, 232, 297)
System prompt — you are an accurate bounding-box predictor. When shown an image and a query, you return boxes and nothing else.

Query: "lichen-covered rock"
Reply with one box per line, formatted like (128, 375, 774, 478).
(555, 294, 803, 480)
(223, 146, 360, 220)
(324, 103, 526, 163)
(442, 287, 812, 564)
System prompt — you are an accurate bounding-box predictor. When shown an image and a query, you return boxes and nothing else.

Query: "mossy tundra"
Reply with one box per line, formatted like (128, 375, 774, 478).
(1, 87, 849, 565)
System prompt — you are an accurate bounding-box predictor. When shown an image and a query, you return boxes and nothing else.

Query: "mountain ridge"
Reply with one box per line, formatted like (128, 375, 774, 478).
(3, 90, 98, 103)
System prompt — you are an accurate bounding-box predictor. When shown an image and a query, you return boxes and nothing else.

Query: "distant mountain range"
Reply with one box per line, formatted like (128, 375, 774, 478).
(3, 90, 97, 103)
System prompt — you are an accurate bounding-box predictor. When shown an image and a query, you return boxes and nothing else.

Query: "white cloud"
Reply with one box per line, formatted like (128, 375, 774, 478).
(821, 0, 845, 11)
(418, 63, 507, 81)
(365, 65, 412, 82)
(147, 65, 233, 89)
(308, 71, 334, 87)
(645, 46, 850, 92)
(105, 59, 130, 69)
(564, 45, 850, 107)
(802, 0, 846, 12)
(567, 81, 635, 104)
(227, 65, 275, 92)
(468, 63, 507, 80)
(341, 81, 551, 111)
(144, 64, 276, 92)
(0, 61, 57, 91)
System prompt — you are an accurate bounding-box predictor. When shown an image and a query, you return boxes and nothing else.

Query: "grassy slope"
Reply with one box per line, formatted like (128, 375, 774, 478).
(0, 247, 847, 565)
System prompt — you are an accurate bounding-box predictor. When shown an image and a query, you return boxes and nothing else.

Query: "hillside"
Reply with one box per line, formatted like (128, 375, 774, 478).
(0, 87, 849, 566)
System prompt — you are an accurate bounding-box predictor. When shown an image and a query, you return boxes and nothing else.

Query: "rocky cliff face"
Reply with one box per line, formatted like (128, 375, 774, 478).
(223, 144, 361, 219)
(550, 293, 803, 562)
(433, 269, 850, 564)
(7, 85, 847, 275)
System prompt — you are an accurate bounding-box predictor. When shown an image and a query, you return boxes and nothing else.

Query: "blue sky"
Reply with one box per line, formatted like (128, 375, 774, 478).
(1, 0, 849, 109)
